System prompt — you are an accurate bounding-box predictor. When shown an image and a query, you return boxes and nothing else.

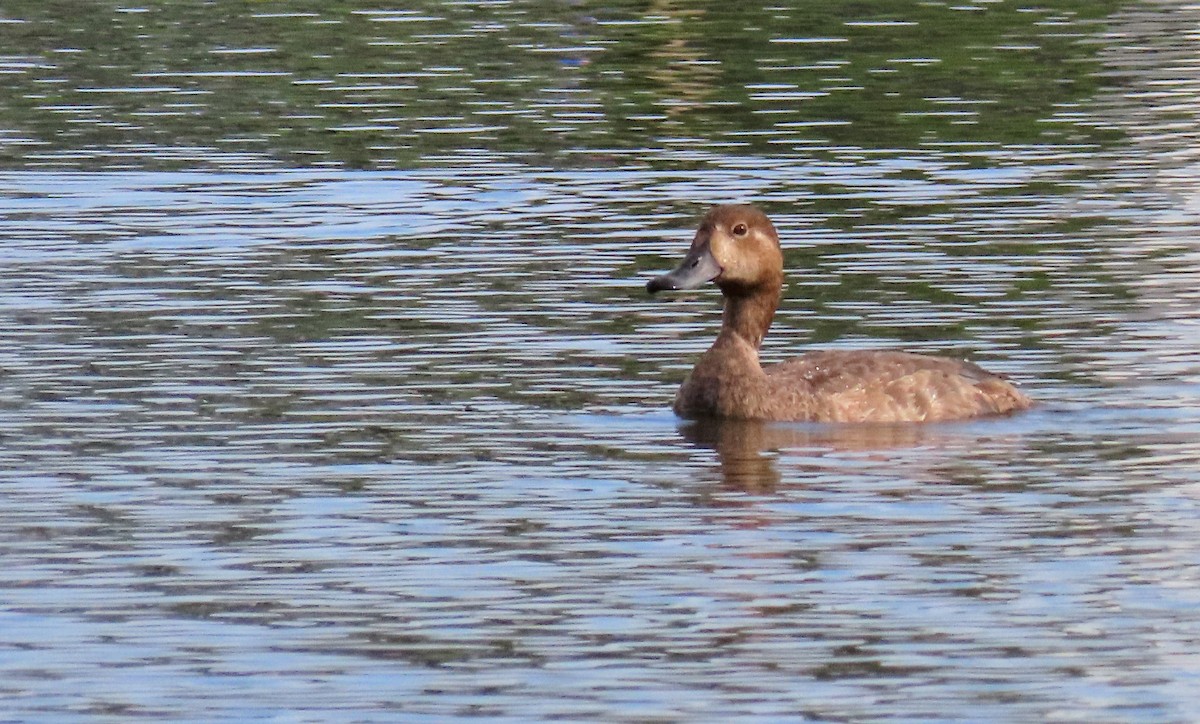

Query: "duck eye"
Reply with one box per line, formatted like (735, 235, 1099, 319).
(732, 223, 748, 236)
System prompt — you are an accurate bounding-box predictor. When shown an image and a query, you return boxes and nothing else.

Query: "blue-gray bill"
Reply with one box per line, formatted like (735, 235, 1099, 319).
(646, 247, 721, 293)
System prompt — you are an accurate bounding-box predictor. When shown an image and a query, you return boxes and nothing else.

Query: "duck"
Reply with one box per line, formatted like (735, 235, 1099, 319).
(646, 204, 1032, 423)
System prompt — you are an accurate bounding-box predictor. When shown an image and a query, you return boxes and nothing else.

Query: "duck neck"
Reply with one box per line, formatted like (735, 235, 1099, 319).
(716, 278, 781, 352)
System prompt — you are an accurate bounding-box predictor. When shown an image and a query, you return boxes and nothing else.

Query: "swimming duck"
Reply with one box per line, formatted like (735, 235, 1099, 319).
(647, 205, 1032, 423)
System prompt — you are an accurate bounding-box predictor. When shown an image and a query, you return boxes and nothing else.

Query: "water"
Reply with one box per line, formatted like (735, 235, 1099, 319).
(2, 1, 1200, 720)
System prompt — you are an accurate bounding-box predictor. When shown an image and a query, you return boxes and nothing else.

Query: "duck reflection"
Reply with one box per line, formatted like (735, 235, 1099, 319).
(679, 417, 934, 493)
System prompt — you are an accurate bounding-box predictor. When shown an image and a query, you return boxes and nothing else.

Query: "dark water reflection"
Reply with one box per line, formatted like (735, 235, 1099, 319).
(1, 0, 1121, 168)
(1, 0, 1200, 721)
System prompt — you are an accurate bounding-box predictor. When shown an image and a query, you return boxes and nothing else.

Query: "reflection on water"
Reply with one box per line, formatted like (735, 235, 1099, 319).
(681, 417, 944, 492)
(1, 0, 1200, 721)
(0, 0, 1121, 168)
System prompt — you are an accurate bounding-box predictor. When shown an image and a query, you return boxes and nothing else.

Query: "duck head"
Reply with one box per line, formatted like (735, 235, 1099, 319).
(646, 205, 783, 296)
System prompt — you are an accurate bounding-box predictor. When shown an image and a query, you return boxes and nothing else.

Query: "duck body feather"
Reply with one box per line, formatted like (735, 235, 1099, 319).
(675, 344, 1030, 423)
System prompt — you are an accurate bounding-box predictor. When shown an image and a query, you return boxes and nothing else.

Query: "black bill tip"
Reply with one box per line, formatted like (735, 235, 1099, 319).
(646, 276, 675, 294)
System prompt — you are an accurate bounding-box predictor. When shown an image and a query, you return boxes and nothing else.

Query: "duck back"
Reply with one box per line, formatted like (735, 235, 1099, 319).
(763, 350, 1031, 423)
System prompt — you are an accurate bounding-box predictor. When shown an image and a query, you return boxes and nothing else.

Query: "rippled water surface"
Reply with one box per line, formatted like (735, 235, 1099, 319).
(2, 1, 1200, 720)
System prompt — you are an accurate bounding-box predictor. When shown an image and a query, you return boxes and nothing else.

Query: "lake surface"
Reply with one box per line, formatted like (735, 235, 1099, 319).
(2, 1, 1200, 720)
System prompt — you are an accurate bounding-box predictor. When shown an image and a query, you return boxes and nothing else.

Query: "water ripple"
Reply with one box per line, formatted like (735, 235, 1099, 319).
(1, 1, 1200, 720)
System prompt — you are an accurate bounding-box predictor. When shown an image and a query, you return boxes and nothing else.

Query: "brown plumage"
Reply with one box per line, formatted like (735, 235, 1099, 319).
(647, 204, 1032, 423)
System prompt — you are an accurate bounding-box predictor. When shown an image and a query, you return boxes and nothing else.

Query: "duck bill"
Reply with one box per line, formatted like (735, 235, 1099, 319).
(646, 247, 722, 294)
